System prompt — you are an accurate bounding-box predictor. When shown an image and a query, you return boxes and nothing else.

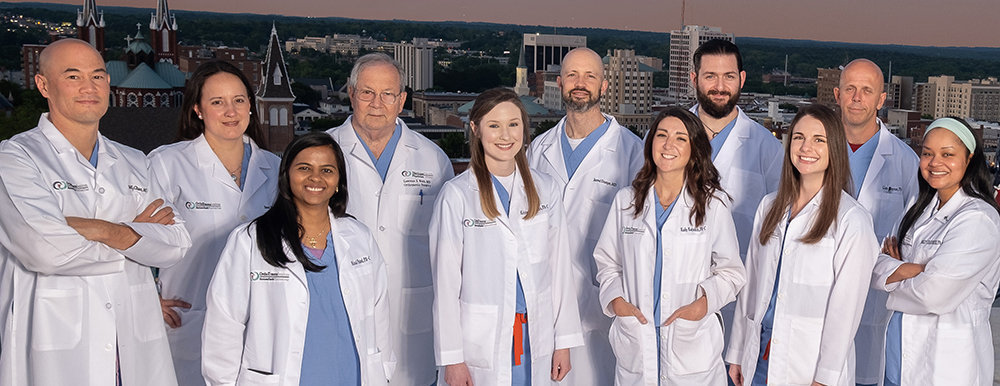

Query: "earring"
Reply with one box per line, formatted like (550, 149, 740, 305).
(197, 114, 203, 119)
(249, 111, 253, 115)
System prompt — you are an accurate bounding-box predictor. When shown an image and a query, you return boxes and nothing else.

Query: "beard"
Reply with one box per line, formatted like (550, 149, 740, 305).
(696, 87, 740, 119)
(562, 87, 601, 112)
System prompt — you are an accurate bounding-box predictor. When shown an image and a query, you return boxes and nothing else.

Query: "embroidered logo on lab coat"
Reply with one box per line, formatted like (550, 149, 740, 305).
(52, 180, 89, 192)
(185, 201, 222, 210)
(463, 218, 497, 228)
(250, 271, 290, 281)
(401, 170, 434, 188)
(622, 226, 644, 235)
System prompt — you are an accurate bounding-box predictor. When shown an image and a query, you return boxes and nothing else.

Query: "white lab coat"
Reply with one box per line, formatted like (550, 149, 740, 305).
(594, 185, 746, 386)
(726, 190, 879, 386)
(689, 105, 783, 258)
(851, 121, 919, 385)
(202, 213, 394, 386)
(430, 168, 584, 386)
(527, 114, 644, 385)
(148, 134, 280, 386)
(0, 114, 192, 386)
(328, 117, 454, 386)
(871, 189, 1000, 386)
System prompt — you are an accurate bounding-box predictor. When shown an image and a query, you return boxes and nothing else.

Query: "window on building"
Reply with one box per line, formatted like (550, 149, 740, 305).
(279, 107, 289, 126)
(127, 93, 139, 107)
(144, 93, 155, 107)
(269, 107, 278, 125)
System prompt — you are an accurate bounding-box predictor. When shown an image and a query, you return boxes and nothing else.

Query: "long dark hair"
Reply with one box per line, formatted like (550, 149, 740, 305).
(177, 60, 265, 145)
(467, 87, 540, 220)
(896, 117, 1000, 247)
(758, 104, 852, 244)
(631, 107, 725, 226)
(252, 132, 349, 272)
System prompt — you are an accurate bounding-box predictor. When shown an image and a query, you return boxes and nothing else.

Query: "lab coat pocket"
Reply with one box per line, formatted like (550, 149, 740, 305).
(237, 368, 280, 385)
(790, 238, 835, 286)
(934, 323, 977, 385)
(667, 316, 723, 375)
(401, 285, 434, 334)
(459, 302, 498, 370)
(131, 282, 167, 342)
(31, 288, 83, 351)
(366, 351, 390, 385)
(787, 317, 823, 383)
(522, 213, 551, 264)
(608, 316, 644, 373)
(398, 194, 434, 236)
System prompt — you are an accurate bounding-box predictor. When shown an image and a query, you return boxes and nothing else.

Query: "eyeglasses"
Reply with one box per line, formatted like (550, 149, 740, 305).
(355, 89, 401, 105)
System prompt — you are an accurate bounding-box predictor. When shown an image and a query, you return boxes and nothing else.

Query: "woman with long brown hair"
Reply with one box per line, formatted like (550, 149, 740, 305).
(725, 104, 879, 386)
(429, 88, 582, 385)
(593, 107, 745, 385)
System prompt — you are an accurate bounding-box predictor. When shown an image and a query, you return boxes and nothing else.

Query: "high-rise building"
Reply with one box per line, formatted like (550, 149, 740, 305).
(914, 82, 936, 117)
(603, 49, 655, 133)
(522, 33, 586, 74)
(816, 67, 842, 108)
(970, 78, 1000, 123)
(149, 0, 178, 64)
(257, 24, 296, 152)
(668, 25, 733, 101)
(394, 38, 434, 91)
(928, 75, 971, 119)
(602, 49, 654, 115)
(76, 0, 105, 52)
(886, 75, 914, 110)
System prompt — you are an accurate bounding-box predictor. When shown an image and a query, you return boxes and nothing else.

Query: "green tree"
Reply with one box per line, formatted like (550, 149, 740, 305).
(291, 82, 322, 106)
(532, 120, 558, 139)
(437, 132, 468, 159)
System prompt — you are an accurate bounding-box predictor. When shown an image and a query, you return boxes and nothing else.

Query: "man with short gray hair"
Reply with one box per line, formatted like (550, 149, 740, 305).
(327, 52, 454, 385)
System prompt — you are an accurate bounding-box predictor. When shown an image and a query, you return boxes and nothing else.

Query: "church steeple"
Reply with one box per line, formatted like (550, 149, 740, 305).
(256, 23, 296, 153)
(76, 0, 105, 52)
(149, 0, 178, 64)
(514, 48, 530, 96)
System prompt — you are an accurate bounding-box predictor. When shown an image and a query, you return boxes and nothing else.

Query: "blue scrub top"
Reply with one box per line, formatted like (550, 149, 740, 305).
(560, 118, 610, 179)
(491, 175, 531, 385)
(848, 133, 880, 197)
(238, 141, 251, 190)
(300, 234, 362, 385)
(88, 140, 99, 167)
(357, 123, 402, 182)
(753, 214, 792, 386)
(652, 188, 678, 381)
(693, 110, 737, 161)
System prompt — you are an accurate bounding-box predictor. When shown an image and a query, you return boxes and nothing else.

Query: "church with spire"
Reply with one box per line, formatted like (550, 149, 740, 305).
(20, 0, 299, 152)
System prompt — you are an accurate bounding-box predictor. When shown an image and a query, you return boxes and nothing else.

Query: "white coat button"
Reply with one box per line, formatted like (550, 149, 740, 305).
(379, 226, 386, 231)
(98, 187, 106, 194)
(105, 302, 112, 309)
(105, 343, 113, 351)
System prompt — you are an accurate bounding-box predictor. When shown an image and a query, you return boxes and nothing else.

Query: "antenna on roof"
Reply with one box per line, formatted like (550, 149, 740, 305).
(681, 0, 686, 28)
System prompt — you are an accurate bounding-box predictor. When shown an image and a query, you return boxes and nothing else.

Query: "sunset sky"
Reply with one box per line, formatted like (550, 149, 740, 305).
(8, 0, 998, 47)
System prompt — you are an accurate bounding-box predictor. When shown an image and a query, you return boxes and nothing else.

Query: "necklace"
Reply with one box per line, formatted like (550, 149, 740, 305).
(706, 127, 721, 139)
(227, 165, 241, 183)
(303, 228, 330, 249)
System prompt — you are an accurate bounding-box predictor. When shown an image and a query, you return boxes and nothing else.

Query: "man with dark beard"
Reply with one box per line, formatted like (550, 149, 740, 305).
(689, 39, 782, 260)
(688, 40, 782, 384)
(528, 47, 644, 386)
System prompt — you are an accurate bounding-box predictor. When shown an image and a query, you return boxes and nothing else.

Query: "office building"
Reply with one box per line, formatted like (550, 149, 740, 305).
(668, 25, 733, 101)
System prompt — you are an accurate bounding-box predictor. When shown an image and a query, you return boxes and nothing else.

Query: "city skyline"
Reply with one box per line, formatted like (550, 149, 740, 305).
(5, 0, 998, 48)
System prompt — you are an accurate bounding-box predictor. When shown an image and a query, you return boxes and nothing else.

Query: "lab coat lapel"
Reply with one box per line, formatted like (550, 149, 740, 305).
(712, 111, 751, 172)
(570, 116, 618, 186)
(386, 123, 417, 182)
(192, 135, 240, 192)
(858, 126, 892, 205)
(241, 140, 272, 209)
(540, 117, 570, 184)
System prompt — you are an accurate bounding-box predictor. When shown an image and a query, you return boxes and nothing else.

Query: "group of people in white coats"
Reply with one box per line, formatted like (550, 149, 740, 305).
(2, 36, 1000, 386)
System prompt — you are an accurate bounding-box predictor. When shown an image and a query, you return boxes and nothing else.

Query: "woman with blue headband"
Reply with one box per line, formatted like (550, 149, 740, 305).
(873, 117, 1000, 386)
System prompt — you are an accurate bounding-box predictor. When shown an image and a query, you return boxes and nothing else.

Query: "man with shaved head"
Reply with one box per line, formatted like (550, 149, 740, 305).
(528, 47, 644, 385)
(0, 39, 191, 385)
(834, 59, 919, 386)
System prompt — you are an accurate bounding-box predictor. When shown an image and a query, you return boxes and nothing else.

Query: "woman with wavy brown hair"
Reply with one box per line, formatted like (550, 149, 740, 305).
(593, 107, 745, 385)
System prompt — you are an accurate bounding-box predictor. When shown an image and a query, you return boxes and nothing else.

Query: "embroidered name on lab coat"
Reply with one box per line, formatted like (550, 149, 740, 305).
(680, 226, 707, 233)
(920, 239, 942, 246)
(881, 185, 902, 194)
(621, 226, 643, 235)
(127, 184, 148, 193)
(401, 170, 434, 188)
(185, 201, 222, 210)
(592, 178, 618, 188)
(52, 180, 89, 192)
(463, 218, 497, 228)
(351, 256, 371, 266)
(519, 204, 549, 215)
(250, 271, 290, 281)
